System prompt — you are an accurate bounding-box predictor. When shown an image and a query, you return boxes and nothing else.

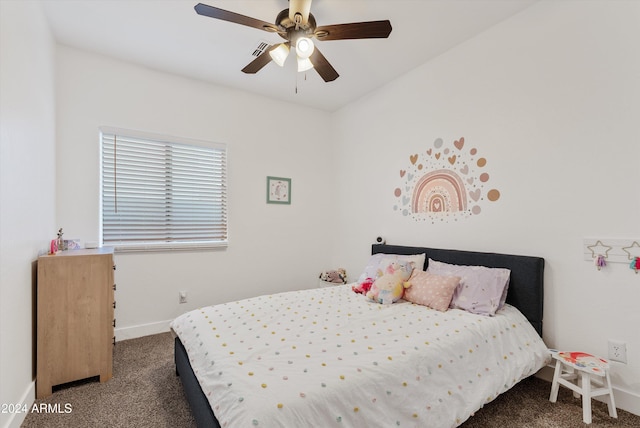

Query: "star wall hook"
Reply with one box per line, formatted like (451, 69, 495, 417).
(587, 240, 612, 259)
(622, 241, 640, 260)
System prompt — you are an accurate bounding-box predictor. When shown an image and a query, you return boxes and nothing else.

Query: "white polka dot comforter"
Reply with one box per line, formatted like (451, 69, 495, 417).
(170, 284, 549, 428)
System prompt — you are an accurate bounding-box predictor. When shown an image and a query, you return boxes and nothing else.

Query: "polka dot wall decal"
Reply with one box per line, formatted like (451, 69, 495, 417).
(393, 137, 501, 223)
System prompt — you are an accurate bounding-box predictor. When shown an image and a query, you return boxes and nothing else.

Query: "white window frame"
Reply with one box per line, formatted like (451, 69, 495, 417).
(99, 127, 227, 252)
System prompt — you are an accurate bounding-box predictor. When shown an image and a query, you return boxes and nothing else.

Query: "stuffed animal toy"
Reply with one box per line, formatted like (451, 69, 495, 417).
(335, 268, 347, 283)
(366, 262, 412, 304)
(352, 277, 374, 294)
(319, 268, 347, 284)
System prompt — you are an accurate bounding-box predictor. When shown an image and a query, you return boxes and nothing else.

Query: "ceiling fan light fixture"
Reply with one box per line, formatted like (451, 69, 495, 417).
(295, 37, 314, 59)
(269, 43, 290, 67)
(194, 2, 392, 82)
(297, 56, 314, 72)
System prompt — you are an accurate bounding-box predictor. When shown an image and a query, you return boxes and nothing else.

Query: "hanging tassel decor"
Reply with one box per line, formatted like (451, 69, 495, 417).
(595, 254, 607, 271)
(631, 257, 640, 274)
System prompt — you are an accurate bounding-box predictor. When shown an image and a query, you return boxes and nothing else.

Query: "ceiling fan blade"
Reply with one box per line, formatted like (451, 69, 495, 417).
(309, 47, 339, 82)
(289, 0, 312, 26)
(195, 3, 279, 33)
(241, 45, 277, 74)
(315, 20, 392, 41)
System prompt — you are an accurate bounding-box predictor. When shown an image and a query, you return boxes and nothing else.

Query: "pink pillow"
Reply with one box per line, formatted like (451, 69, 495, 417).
(404, 271, 460, 312)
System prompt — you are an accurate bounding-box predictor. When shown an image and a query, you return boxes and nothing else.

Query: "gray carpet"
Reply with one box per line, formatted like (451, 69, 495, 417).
(23, 332, 640, 427)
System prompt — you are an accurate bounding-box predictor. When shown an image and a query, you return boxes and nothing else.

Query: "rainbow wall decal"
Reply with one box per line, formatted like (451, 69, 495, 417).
(393, 137, 500, 222)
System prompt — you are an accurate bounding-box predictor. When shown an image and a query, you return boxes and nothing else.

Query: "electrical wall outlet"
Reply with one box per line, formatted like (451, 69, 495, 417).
(608, 340, 627, 364)
(179, 291, 188, 304)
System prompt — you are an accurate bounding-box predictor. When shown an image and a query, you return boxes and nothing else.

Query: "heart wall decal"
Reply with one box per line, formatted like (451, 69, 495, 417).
(393, 136, 501, 223)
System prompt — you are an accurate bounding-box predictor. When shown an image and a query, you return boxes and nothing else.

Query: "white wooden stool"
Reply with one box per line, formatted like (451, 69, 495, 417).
(549, 350, 617, 424)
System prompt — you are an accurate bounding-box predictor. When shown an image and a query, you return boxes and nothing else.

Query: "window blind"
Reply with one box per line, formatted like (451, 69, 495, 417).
(100, 128, 227, 251)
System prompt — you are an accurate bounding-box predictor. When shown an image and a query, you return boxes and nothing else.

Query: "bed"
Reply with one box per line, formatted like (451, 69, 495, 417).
(171, 244, 548, 427)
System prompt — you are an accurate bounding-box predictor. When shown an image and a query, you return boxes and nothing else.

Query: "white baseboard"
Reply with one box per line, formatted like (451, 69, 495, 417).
(114, 319, 173, 341)
(535, 366, 640, 416)
(611, 385, 640, 417)
(3, 381, 35, 428)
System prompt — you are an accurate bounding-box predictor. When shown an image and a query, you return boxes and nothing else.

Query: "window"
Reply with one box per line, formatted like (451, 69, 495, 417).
(100, 127, 227, 252)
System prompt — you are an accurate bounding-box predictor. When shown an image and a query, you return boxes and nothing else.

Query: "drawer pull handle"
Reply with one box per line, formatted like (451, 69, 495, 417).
(113, 301, 116, 309)
(113, 318, 116, 328)
(113, 283, 117, 291)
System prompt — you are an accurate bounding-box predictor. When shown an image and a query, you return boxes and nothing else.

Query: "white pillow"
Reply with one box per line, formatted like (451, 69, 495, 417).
(357, 253, 426, 283)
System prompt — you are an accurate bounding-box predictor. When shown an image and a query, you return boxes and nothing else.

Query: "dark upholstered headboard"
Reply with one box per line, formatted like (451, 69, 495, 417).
(372, 244, 545, 337)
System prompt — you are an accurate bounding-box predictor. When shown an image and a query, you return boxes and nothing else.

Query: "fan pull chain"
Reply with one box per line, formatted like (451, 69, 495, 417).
(294, 72, 308, 95)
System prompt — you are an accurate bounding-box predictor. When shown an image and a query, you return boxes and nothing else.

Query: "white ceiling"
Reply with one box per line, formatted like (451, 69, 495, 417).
(40, 0, 537, 112)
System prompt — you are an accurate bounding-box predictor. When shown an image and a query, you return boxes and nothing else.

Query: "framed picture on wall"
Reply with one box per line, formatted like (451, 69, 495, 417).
(266, 176, 291, 204)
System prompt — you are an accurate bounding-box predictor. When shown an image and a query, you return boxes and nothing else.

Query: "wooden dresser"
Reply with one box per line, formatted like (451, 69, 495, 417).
(36, 247, 115, 398)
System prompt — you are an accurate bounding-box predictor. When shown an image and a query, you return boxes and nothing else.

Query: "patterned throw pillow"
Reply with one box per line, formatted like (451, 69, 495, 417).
(427, 259, 511, 316)
(404, 270, 461, 312)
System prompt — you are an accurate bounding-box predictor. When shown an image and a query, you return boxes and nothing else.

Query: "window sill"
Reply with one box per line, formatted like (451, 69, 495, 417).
(109, 241, 228, 254)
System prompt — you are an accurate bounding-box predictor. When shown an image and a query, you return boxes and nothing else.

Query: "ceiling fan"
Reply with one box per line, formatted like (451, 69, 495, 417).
(194, 1, 392, 82)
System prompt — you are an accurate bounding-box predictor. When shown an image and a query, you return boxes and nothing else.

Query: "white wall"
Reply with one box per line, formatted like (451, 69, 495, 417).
(54, 46, 335, 338)
(0, 2, 56, 428)
(330, 0, 640, 414)
(3, 0, 638, 423)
